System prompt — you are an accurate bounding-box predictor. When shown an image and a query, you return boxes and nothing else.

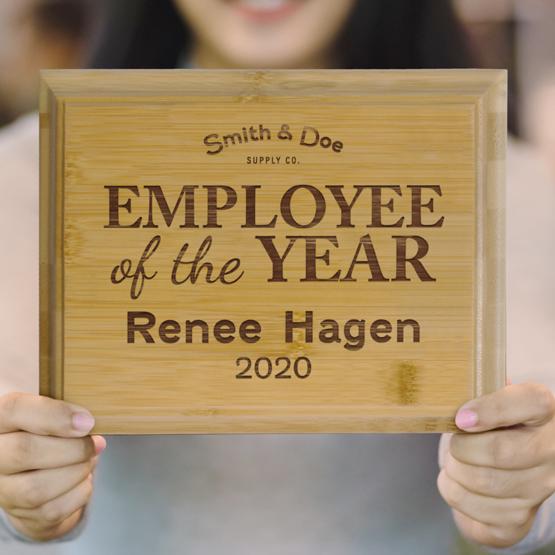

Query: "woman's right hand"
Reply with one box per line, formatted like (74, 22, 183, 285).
(0, 392, 106, 541)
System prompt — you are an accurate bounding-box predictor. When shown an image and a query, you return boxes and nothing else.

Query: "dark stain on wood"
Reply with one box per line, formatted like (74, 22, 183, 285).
(388, 361, 419, 405)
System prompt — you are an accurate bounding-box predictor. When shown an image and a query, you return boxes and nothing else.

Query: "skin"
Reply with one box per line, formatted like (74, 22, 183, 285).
(172, 0, 356, 68)
(438, 383, 555, 548)
(1, 0, 555, 547)
(0, 393, 105, 541)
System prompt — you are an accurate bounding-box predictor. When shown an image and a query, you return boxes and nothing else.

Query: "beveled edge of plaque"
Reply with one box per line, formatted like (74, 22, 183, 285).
(38, 69, 507, 433)
(39, 75, 65, 401)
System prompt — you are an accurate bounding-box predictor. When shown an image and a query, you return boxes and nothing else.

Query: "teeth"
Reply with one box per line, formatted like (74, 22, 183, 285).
(236, 0, 290, 10)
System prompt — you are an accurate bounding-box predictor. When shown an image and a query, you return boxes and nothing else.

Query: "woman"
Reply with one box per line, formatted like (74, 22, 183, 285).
(1, 1, 554, 553)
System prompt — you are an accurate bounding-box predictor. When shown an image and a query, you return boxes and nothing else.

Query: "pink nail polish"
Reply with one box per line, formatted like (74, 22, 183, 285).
(455, 409, 478, 429)
(72, 412, 95, 432)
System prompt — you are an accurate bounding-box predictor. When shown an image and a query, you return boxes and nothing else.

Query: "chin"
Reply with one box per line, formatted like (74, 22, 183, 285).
(228, 54, 306, 69)
(219, 41, 321, 69)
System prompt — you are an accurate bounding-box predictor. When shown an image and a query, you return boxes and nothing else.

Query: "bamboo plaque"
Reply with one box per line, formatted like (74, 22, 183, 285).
(39, 69, 506, 434)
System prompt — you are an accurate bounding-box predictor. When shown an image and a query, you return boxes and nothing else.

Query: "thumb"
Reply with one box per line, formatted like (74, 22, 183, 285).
(454, 383, 555, 432)
(0, 392, 95, 437)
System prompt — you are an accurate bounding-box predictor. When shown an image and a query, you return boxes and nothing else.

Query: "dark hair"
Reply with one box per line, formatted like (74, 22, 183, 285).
(33, 0, 99, 41)
(90, 0, 474, 70)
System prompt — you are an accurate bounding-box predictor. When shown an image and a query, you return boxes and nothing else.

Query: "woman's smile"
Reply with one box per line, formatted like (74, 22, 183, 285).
(224, 0, 305, 23)
(174, 0, 356, 68)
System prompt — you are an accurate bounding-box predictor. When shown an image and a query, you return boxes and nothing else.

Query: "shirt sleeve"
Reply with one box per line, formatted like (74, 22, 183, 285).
(0, 504, 89, 544)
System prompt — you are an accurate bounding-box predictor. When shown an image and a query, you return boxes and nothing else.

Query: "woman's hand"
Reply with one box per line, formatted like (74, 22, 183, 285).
(0, 392, 106, 541)
(437, 382, 555, 549)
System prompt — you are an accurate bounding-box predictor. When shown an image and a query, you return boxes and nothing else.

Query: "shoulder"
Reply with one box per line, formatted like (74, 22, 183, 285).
(507, 136, 553, 193)
(506, 137, 554, 257)
(0, 113, 39, 175)
(0, 112, 39, 154)
(0, 112, 39, 203)
(505, 137, 555, 388)
(506, 137, 554, 234)
(0, 114, 40, 396)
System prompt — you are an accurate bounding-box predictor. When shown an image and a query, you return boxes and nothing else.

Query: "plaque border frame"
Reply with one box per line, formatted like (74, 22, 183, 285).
(39, 69, 506, 433)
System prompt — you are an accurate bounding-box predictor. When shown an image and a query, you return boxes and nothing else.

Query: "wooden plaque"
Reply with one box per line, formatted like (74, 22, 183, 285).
(39, 69, 506, 434)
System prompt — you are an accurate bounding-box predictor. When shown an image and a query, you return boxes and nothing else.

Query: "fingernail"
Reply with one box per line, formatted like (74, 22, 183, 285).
(92, 436, 107, 455)
(455, 409, 479, 429)
(72, 412, 95, 432)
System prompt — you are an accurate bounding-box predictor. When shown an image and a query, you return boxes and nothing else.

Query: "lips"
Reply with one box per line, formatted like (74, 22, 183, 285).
(225, 0, 304, 23)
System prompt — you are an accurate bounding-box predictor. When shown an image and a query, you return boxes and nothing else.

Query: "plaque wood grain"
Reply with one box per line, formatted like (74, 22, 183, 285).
(39, 69, 506, 434)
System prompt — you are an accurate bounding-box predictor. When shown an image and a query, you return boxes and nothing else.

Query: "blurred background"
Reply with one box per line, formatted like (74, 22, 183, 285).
(0, 0, 554, 169)
(455, 0, 555, 174)
(0, 0, 106, 126)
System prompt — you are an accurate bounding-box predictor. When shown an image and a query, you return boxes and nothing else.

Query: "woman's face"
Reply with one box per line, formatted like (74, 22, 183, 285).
(173, 0, 357, 68)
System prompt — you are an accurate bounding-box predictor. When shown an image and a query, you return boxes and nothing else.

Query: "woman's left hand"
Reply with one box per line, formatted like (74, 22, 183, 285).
(437, 382, 555, 548)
